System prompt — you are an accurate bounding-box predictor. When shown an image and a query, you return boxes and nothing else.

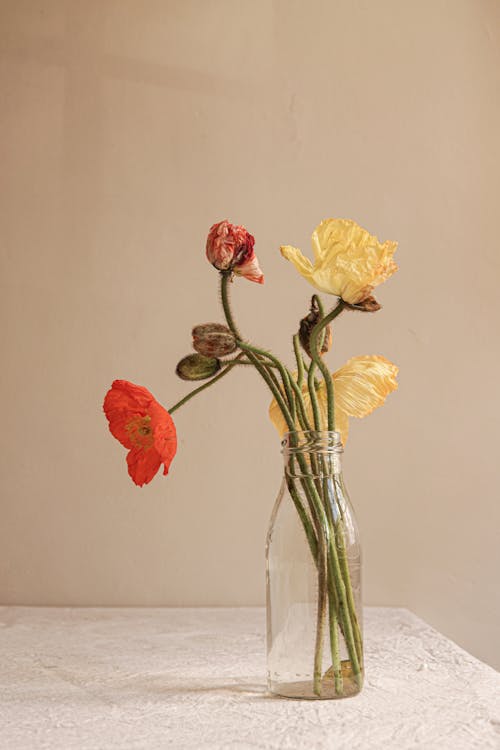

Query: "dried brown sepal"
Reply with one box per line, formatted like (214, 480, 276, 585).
(176, 353, 221, 381)
(345, 295, 382, 313)
(192, 323, 237, 358)
(299, 297, 332, 359)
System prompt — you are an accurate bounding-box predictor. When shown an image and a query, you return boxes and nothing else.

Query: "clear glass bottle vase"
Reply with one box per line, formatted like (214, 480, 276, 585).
(266, 430, 363, 699)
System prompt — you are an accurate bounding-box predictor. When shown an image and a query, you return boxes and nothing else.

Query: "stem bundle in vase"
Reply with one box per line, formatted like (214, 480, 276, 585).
(103, 218, 399, 699)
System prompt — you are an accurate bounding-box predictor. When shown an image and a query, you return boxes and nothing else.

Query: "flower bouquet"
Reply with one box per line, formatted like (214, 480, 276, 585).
(103, 218, 398, 699)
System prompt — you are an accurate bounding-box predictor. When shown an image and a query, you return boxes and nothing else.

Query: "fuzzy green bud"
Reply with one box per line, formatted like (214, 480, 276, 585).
(175, 353, 221, 381)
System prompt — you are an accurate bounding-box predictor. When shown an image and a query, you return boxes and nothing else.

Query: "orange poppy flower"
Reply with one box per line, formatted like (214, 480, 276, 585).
(103, 380, 177, 487)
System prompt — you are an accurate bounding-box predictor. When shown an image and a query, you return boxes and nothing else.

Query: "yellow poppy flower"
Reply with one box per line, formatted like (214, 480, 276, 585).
(280, 219, 398, 304)
(269, 355, 398, 445)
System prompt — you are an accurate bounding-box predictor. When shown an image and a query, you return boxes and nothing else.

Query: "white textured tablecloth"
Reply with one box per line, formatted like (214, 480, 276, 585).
(0, 606, 498, 749)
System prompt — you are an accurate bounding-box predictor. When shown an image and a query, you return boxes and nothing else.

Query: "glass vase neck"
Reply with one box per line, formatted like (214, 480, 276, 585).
(281, 430, 343, 478)
(281, 430, 343, 455)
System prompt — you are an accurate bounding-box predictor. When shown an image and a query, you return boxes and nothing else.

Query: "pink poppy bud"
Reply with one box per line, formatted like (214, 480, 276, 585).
(206, 220, 264, 284)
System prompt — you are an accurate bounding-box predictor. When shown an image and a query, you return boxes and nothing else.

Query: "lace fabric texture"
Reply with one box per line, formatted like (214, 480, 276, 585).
(0, 606, 498, 749)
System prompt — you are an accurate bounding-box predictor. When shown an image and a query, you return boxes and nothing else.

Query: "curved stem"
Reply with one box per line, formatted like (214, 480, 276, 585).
(237, 341, 296, 423)
(309, 300, 345, 430)
(308, 360, 322, 430)
(168, 353, 245, 414)
(293, 334, 306, 389)
(219, 271, 242, 338)
(220, 273, 295, 432)
(222, 357, 278, 367)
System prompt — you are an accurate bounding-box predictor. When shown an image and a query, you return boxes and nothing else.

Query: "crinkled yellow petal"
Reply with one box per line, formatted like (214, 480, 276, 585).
(268, 355, 398, 445)
(281, 218, 398, 303)
(280, 245, 315, 285)
(333, 355, 399, 417)
(269, 390, 296, 438)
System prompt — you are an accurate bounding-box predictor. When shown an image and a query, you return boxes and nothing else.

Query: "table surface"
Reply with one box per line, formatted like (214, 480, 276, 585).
(0, 606, 498, 750)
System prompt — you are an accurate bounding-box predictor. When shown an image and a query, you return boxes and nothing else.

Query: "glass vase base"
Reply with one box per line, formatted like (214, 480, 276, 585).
(268, 663, 363, 700)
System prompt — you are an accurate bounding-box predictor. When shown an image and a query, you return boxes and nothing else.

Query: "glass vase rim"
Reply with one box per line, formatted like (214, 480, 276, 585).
(281, 429, 344, 454)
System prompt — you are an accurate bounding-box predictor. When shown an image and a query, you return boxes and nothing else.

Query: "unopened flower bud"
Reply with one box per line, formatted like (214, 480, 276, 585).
(299, 297, 332, 359)
(345, 295, 382, 313)
(192, 323, 237, 358)
(175, 354, 221, 381)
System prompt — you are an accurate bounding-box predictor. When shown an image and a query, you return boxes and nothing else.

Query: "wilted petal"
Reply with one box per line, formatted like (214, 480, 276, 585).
(235, 253, 264, 284)
(280, 245, 315, 284)
(333, 355, 399, 417)
(269, 355, 398, 445)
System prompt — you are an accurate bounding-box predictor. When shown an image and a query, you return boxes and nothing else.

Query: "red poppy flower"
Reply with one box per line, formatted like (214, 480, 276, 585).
(103, 380, 177, 487)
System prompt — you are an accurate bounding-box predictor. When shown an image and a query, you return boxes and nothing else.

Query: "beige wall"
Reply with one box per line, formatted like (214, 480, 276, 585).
(1, 0, 499, 670)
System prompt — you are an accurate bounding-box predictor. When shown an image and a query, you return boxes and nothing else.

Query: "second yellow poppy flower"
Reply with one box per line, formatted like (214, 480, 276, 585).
(281, 218, 398, 304)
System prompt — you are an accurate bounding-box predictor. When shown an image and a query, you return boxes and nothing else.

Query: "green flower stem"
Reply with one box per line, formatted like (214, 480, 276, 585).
(237, 340, 296, 424)
(310, 300, 362, 685)
(291, 468, 331, 697)
(308, 360, 322, 431)
(222, 359, 293, 400)
(220, 274, 296, 430)
(328, 587, 343, 694)
(321, 474, 344, 696)
(220, 273, 331, 694)
(308, 297, 361, 691)
(220, 282, 327, 694)
(286, 474, 318, 562)
(219, 274, 359, 696)
(224, 359, 277, 367)
(290, 466, 347, 697)
(312, 294, 325, 315)
(219, 279, 321, 575)
(168, 353, 245, 415)
(309, 300, 346, 430)
(245, 341, 310, 437)
(327, 534, 362, 686)
(222, 312, 323, 608)
(243, 342, 334, 658)
(246, 346, 322, 503)
(334, 475, 363, 663)
(290, 469, 335, 696)
(321, 476, 362, 687)
(314, 530, 328, 695)
(293, 334, 306, 389)
(311, 294, 327, 355)
(242, 330, 350, 695)
(219, 272, 242, 338)
(336, 524, 363, 665)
